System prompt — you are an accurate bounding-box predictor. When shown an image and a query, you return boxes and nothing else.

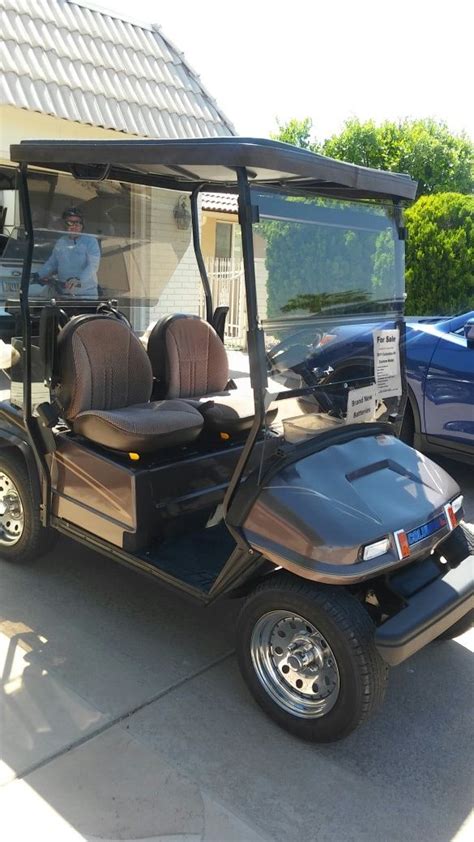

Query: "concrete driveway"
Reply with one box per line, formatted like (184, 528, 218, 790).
(0, 456, 473, 841)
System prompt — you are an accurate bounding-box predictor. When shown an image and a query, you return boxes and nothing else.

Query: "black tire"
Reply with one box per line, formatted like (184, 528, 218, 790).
(236, 575, 388, 742)
(399, 402, 415, 445)
(436, 610, 474, 641)
(0, 449, 54, 563)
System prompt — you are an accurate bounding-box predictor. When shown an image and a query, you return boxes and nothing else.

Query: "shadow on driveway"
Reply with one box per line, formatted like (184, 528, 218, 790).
(1, 532, 472, 841)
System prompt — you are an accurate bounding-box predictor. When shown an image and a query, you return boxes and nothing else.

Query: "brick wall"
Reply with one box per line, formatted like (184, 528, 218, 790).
(133, 189, 202, 331)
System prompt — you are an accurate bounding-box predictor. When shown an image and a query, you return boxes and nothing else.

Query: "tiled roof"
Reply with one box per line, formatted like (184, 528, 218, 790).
(0, 0, 236, 138)
(201, 192, 238, 213)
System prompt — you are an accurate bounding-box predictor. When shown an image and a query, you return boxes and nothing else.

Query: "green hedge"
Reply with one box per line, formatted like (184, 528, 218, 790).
(405, 193, 474, 315)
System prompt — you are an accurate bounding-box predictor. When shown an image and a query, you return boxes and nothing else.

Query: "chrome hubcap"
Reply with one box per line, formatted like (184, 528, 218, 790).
(250, 611, 340, 718)
(0, 471, 24, 546)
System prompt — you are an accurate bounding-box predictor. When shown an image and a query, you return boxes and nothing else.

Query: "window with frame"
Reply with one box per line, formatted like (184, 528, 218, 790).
(215, 222, 233, 259)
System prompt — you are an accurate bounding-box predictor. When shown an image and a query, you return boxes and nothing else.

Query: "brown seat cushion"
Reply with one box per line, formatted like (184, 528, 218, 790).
(74, 400, 204, 453)
(57, 314, 154, 420)
(146, 314, 277, 436)
(186, 392, 277, 435)
(147, 314, 229, 398)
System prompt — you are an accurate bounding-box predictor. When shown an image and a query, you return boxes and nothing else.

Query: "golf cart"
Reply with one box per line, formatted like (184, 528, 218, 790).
(0, 138, 472, 743)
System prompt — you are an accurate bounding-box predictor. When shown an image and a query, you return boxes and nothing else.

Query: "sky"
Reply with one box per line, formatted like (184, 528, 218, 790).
(97, 0, 472, 142)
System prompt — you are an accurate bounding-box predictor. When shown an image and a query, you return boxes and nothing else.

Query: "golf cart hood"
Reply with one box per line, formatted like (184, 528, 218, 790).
(242, 432, 461, 583)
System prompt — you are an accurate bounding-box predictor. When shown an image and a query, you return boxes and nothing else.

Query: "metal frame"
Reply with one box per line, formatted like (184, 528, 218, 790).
(18, 163, 51, 526)
(222, 168, 267, 522)
(190, 186, 212, 324)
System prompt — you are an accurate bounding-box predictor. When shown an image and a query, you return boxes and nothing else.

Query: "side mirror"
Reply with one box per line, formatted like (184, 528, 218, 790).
(464, 319, 474, 350)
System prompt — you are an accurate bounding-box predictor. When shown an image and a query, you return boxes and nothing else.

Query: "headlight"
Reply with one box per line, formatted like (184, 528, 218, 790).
(361, 537, 390, 561)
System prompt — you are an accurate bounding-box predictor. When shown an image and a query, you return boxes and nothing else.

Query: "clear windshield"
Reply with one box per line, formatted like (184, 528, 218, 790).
(15, 170, 205, 334)
(5, 170, 405, 439)
(1, 170, 215, 409)
(253, 189, 405, 442)
(0, 166, 20, 313)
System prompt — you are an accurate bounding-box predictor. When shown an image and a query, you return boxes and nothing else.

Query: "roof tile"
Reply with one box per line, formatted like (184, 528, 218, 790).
(201, 193, 239, 213)
(0, 0, 236, 138)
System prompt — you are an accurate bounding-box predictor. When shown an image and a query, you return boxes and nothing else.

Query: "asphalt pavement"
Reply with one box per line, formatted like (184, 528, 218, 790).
(0, 437, 473, 840)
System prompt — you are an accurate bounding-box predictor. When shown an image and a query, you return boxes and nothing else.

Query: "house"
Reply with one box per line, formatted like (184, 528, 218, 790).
(0, 0, 250, 335)
(0, 0, 235, 146)
(199, 193, 268, 343)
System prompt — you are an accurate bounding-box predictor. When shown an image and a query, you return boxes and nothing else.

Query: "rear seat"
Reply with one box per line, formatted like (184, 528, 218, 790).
(55, 314, 204, 452)
(146, 314, 276, 435)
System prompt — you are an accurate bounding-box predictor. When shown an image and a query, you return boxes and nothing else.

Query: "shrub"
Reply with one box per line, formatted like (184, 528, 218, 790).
(405, 193, 474, 315)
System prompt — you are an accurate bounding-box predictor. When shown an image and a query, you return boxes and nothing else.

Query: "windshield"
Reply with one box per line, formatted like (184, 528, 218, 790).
(7, 170, 406, 441)
(252, 189, 405, 442)
(14, 170, 204, 333)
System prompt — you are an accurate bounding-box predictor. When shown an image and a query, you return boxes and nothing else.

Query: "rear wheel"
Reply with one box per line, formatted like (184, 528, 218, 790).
(0, 450, 54, 563)
(236, 576, 388, 742)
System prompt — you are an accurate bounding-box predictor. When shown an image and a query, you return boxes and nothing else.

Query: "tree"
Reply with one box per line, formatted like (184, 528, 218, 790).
(271, 118, 320, 152)
(405, 193, 474, 315)
(261, 217, 372, 318)
(257, 205, 398, 320)
(268, 119, 474, 318)
(323, 118, 473, 196)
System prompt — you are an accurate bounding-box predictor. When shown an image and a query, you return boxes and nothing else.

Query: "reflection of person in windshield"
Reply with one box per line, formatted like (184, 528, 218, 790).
(30, 207, 100, 298)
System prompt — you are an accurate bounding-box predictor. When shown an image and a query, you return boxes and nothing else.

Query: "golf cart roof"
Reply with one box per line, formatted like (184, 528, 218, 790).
(10, 137, 417, 202)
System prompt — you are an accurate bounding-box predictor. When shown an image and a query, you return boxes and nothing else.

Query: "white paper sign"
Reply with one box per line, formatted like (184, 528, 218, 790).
(346, 384, 376, 424)
(373, 329, 402, 398)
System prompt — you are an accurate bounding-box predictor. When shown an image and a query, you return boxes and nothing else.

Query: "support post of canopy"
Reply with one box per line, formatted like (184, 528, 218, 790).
(18, 164, 51, 526)
(222, 168, 267, 524)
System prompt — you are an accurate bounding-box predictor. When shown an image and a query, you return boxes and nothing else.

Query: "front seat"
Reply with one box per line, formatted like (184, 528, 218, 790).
(147, 314, 275, 435)
(55, 314, 204, 452)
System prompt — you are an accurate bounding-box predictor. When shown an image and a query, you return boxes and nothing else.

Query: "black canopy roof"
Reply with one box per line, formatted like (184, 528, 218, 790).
(10, 137, 417, 201)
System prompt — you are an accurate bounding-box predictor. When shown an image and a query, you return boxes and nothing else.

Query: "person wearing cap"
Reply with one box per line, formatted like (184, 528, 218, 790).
(30, 208, 100, 298)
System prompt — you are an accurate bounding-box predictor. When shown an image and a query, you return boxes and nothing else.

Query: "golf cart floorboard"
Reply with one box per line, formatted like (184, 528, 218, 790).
(136, 522, 236, 592)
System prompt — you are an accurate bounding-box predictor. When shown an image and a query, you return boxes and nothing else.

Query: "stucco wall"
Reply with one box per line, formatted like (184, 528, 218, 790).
(0, 105, 141, 164)
(201, 211, 239, 260)
(0, 105, 143, 227)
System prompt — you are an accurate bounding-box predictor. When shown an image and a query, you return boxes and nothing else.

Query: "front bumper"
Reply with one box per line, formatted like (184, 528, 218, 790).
(375, 547, 474, 666)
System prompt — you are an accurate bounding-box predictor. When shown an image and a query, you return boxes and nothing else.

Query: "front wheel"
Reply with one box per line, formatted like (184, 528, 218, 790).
(236, 576, 388, 742)
(0, 450, 54, 563)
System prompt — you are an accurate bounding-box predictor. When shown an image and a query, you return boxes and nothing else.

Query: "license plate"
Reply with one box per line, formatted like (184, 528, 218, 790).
(407, 513, 447, 546)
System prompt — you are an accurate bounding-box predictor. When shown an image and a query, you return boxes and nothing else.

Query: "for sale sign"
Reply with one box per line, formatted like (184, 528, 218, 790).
(373, 329, 402, 398)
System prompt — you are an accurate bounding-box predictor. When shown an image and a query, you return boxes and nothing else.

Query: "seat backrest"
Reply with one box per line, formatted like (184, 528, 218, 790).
(56, 314, 153, 420)
(147, 314, 229, 399)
